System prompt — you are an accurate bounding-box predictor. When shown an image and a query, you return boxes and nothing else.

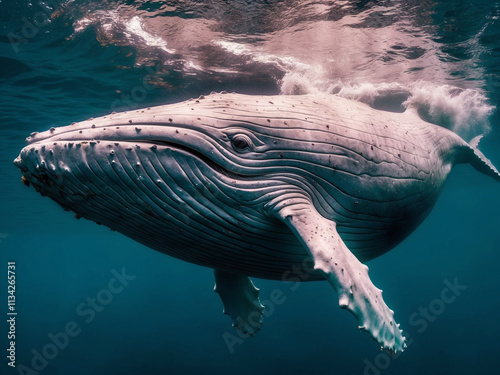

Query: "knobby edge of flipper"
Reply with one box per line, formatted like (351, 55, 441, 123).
(270, 198, 406, 353)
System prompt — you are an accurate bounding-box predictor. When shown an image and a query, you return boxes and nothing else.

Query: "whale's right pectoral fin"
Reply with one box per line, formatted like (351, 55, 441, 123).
(275, 201, 406, 353)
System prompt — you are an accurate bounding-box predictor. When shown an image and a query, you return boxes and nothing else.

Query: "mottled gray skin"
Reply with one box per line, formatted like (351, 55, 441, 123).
(14, 93, 500, 353)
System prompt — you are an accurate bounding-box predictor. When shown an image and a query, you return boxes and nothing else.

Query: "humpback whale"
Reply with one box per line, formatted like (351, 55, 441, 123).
(14, 93, 500, 353)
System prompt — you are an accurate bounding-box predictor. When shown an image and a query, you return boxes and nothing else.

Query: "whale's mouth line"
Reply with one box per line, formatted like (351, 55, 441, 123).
(140, 139, 243, 178)
(141, 139, 267, 179)
(25, 136, 257, 180)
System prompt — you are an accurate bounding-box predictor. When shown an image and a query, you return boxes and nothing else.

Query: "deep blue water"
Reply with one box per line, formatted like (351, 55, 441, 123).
(1, 1, 500, 374)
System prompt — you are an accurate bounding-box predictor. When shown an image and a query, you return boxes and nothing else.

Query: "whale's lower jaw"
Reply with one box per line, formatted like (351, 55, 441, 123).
(15, 139, 327, 280)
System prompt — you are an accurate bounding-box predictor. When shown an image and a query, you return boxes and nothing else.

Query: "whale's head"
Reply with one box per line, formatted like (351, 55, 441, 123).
(14, 93, 346, 272)
(15, 93, 330, 215)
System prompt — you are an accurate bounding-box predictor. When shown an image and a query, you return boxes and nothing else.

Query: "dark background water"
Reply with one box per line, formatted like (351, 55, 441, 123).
(1, 1, 500, 374)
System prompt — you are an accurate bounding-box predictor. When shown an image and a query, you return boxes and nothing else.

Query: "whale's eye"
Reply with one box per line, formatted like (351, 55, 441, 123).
(231, 135, 251, 152)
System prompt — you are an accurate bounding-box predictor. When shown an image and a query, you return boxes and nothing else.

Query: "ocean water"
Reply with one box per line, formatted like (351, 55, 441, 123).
(1, 0, 500, 374)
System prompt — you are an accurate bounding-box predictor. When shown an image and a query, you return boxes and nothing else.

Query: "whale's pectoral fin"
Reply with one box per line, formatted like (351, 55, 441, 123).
(214, 270, 264, 336)
(275, 202, 406, 353)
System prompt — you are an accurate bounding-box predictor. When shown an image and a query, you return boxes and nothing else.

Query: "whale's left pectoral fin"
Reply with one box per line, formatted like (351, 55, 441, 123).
(214, 270, 264, 336)
(276, 202, 406, 353)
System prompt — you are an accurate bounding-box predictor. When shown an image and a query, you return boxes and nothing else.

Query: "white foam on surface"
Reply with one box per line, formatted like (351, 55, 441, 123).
(125, 16, 175, 54)
(403, 83, 494, 140)
(71, 8, 495, 142)
(282, 73, 494, 140)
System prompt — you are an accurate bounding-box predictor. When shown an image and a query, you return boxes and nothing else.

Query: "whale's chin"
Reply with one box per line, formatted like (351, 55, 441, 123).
(15, 137, 245, 192)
